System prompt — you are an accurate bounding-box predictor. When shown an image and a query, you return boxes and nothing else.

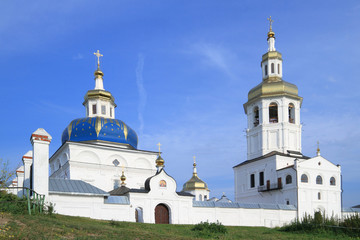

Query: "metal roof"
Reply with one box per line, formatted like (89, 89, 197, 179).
(104, 196, 130, 205)
(193, 201, 297, 211)
(49, 178, 109, 196)
(342, 207, 360, 213)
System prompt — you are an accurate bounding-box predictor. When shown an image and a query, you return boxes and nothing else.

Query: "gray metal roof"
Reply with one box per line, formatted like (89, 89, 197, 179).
(49, 178, 109, 196)
(342, 207, 360, 213)
(193, 201, 297, 211)
(104, 196, 130, 205)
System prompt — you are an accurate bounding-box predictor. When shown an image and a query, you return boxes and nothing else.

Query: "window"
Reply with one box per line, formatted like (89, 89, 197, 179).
(250, 174, 255, 188)
(330, 177, 336, 186)
(318, 192, 321, 200)
(271, 63, 274, 73)
(286, 199, 290, 205)
(269, 103, 278, 123)
(259, 172, 264, 186)
(301, 174, 308, 183)
(87, 105, 89, 116)
(288, 104, 295, 123)
(110, 107, 113, 117)
(286, 175, 292, 184)
(254, 107, 259, 127)
(204, 196, 207, 201)
(278, 64, 280, 74)
(265, 65, 268, 75)
(92, 104, 97, 114)
(101, 105, 106, 115)
(316, 175, 323, 185)
(199, 194, 202, 201)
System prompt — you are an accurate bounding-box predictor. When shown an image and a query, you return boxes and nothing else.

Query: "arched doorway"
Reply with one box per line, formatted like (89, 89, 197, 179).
(155, 204, 169, 224)
(135, 207, 143, 223)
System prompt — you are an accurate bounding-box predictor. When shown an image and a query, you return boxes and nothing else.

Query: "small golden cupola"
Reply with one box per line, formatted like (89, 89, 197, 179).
(155, 143, 165, 171)
(182, 156, 208, 192)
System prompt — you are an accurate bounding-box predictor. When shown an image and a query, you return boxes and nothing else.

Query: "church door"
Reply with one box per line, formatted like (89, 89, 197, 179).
(155, 204, 169, 224)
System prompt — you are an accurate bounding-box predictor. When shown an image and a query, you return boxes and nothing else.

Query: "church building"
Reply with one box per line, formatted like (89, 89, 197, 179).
(9, 19, 358, 227)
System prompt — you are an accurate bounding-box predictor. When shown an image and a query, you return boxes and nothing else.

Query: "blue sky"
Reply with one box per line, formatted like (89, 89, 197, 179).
(0, 1, 359, 207)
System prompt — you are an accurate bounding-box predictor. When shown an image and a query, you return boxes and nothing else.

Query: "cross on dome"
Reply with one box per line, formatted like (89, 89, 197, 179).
(94, 50, 103, 69)
(157, 142, 161, 155)
(267, 16, 274, 32)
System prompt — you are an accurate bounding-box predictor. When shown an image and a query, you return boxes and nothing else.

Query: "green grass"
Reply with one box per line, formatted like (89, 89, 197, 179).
(0, 212, 357, 239)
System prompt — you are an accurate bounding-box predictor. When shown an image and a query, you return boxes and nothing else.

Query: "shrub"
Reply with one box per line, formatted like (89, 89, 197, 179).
(280, 211, 360, 238)
(192, 221, 227, 235)
(0, 190, 28, 214)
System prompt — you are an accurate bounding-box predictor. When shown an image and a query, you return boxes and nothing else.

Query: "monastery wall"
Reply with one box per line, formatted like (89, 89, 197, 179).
(191, 207, 297, 227)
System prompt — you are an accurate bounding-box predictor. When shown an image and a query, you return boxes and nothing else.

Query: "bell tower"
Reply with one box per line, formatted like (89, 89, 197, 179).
(243, 17, 303, 160)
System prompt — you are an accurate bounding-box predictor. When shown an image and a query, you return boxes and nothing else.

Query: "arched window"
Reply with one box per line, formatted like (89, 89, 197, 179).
(286, 175, 292, 184)
(278, 64, 280, 74)
(253, 106, 259, 127)
(271, 63, 275, 73)
(318, 192, 321, 200)
(330, 177, 336, 186)
(204, 195, 207, 201)
(265, 65, 268, 76)
(316, 175, 323, 185)
(288, 103, 295, 123)
(301, 174, 308, 183)
(269, 103, 278, 123)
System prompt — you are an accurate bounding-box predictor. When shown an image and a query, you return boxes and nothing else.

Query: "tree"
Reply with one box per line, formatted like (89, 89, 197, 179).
(0, 159, 15, 188)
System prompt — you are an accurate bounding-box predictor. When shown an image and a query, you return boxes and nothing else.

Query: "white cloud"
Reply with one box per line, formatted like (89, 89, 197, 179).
(136, 54, 147, 137)
(189, 43, 241, 81)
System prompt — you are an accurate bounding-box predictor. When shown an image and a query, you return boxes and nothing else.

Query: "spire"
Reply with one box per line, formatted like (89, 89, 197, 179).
(316, 141, 321, 156)
(120, 165, 126, 186)
(267, 16, 276, 52)
(155, 142, 165, 170)
(93, 50, 104, 90)
(193, 156, 197, 176)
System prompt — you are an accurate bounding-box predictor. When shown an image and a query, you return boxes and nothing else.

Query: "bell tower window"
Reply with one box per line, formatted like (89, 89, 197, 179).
(253, 107, 259, 127)
(101, 105, 106, 115)
(92, 104, 97, 114)
(278, 63, 280, 74)
(269, 103, 278, 123)
(271, 63, 274, 73)
(288, 103, 295, 123)
(265, 65, 268, 76)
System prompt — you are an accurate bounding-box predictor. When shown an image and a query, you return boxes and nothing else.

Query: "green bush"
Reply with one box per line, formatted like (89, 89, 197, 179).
(280, 211, 360, 238)
(0, 190, 28, 214)
(192, 220, 227, 236)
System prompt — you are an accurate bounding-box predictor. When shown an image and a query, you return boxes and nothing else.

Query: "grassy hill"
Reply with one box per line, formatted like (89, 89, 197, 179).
(0, 212, 355, 240)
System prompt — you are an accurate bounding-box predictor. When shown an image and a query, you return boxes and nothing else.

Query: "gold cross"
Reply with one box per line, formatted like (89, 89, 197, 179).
(94, 50, 103, 68)
(193, 156, 196, 164)
(157, 142, 161, 155)
(267, 16, 274, 31)
(317, 141, 320, 154)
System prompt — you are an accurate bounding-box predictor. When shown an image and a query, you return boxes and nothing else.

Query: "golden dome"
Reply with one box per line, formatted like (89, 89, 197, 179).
(267, 31, 275, 40)
(244, 78, 302, 113)
(156, 155, 165, 167)
(182, 174, 208, 191)
(182, 158, 208, 191)
(94, 69, 104, 77)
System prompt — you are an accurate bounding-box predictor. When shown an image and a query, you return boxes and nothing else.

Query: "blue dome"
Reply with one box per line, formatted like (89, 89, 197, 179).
(61, 117, 138, 149)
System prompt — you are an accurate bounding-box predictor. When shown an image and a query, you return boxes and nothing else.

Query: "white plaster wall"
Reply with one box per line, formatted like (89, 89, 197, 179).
(49, 142, 158, 191)
(296, 156, 342, 218)
(234, 155, 298, 205)
(48, 194, 132, 221)
(191, 207, 297, 227)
